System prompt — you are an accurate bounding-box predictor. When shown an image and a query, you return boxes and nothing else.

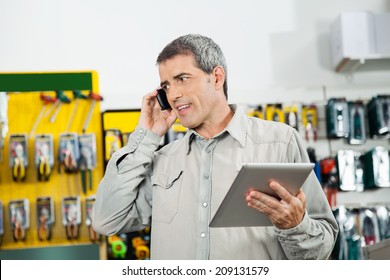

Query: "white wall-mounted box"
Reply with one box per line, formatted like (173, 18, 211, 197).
(331, 11, 390, 72)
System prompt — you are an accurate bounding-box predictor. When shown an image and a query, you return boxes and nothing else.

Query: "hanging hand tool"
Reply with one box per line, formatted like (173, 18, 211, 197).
(79, 134, 96, 193)
(82, 92, 103, 134)
(11, 140, 28, 182)
(49, 91, 71, 123)
(86, 196, 100, 242)
(0, 92, 8, 163)
(37, 207, 51, 241)
(37, 142, 51, 182)
(79, 147, 93, 194)
(58, 133, 79, 174)
(36, 197, 53, 241)
(62, 199, 80, 240)
(10, 206, 26, 242)
(65, 90, 87, 132)
(29, 93, 57, 139)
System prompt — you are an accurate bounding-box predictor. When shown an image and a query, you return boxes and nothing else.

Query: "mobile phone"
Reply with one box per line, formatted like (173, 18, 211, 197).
(156, 88, 171, 110)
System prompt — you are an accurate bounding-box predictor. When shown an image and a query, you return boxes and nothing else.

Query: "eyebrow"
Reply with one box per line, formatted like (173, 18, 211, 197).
(160, 72, 192, 87)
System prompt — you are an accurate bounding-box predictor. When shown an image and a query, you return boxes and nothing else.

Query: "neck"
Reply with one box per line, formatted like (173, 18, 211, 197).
(195, 104, 234, 140)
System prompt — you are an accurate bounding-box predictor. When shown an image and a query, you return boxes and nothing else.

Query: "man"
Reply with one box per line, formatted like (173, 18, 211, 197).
(92, 34, 338, 259)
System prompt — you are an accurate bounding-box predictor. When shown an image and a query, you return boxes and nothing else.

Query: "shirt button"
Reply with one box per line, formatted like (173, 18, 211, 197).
(139, 129, 143, 134)
(200, 233, 206, 238)
(202, 202, 208, 207)
(204, 174, 209, 179)
(136, 135, 141, 140)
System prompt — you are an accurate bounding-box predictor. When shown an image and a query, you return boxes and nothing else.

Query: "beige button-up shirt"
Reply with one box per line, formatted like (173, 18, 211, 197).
(93, 105, 338, 260)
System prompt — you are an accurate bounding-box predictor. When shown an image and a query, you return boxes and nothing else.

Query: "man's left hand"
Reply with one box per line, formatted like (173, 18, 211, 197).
(245, 181, 306, 229)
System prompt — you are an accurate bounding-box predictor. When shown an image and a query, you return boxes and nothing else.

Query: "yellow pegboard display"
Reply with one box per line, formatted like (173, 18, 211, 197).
(0, 72, 104, 252)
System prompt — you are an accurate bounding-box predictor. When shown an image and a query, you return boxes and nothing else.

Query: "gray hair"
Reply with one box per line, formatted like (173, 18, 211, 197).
(156, 34, 228, 99)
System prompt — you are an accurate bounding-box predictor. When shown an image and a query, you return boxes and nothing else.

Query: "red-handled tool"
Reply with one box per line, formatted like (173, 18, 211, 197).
(82, 92, 103, 134)
(29, 93, 57, 138)
(65, 90, 88, 132)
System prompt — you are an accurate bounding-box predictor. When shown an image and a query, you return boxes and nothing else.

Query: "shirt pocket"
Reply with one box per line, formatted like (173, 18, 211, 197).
(151, 169, 183, 224)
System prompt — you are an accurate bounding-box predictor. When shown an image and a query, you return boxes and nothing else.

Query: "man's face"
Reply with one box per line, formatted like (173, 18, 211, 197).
(158, 54, 218, 130)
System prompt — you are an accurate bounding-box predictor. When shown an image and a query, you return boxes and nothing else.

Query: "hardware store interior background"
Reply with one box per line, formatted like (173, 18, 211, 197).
(0, 0, 390, 260)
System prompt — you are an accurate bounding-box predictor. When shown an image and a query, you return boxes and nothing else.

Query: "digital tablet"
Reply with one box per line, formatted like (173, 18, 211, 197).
(209, 163, 315, 227)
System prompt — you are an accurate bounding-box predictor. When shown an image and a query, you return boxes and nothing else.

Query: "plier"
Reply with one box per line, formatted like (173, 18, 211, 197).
(79, 147, 93, 193)
(13, 221, 26, 241)
(65, 204, 79, 240)
(12, 210, 26, 241)
(88, 225, 101, 242)
(66, 219, 78, 240)
(38, 155, 51, 182)
(59, 143, 78, 173)
(38, 209, 51, 241)
(12, 144, 26, 182)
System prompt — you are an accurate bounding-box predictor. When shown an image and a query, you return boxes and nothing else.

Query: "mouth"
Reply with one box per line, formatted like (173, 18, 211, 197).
(176, 104, 191, 112)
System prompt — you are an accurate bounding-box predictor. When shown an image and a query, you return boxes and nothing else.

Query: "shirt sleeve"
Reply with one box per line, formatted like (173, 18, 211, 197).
(274, 129, 339, 259)
(92, 126, 161, 236)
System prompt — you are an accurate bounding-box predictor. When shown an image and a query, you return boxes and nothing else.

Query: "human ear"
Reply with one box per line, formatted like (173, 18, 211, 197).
(213, 66, 225, 91)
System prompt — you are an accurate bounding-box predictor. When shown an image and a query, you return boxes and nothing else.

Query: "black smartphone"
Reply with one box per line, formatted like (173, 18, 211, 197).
(156, 88, 171, 110)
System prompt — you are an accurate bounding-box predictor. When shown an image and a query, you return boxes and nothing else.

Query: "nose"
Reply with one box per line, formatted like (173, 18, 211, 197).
(167, 85, 182, 103)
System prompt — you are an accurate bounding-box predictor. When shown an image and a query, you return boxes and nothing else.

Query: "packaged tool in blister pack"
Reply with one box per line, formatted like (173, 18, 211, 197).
(78, 133, 97, 194)
(62, 196, 81, 240)
(0, 92, 8, 163)
(335, 150, 364, 192)
(265, 104, 284, 123)
(34, 134, 54, 181)
(247, 105, 264, 119)
(332, 206, 363, 260)
(326, 98, 350, 138)
(360, 146, 390, 189)
(58, 133, 80, 173)
(36, 196, 54, 241)
(367, 95, 390, 138)
(9, 199, 29, 242)
(283, 104, 299, 131)
(104, 129, 122, 164)
(359, 208, 380, 247)
(348, 101, 366, 144)
(85, 195, 101, 242)
(9, 134, 28, 182)
(320, 157, 338, 208)
(302, 104, 318, 142)
(374, 205, 390, 241)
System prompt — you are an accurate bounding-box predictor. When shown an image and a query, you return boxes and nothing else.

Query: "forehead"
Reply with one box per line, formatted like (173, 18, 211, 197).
(158, 54, 198, 74)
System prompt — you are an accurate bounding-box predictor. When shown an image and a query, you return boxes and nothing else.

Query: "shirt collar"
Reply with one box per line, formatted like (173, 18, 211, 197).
(184, 104, 248, 154)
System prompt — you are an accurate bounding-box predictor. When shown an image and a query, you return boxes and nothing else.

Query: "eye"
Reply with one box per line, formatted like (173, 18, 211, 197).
(178, 76, 189, 83)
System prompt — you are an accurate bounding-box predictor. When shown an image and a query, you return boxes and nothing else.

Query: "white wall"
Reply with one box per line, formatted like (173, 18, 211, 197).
(1, 0, 390, 110)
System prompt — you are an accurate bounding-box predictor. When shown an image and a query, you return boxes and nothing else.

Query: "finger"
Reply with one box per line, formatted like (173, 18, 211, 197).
(166, 110, 178, 125)
(246, 190, 280, 211)
(246, 194, 278, 217)
(295, 188, 306, 207)
(269, 181, 294, 203)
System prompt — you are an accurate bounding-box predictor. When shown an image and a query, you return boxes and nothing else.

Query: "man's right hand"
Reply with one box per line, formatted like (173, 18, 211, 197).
(138, 89, 177, 136)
